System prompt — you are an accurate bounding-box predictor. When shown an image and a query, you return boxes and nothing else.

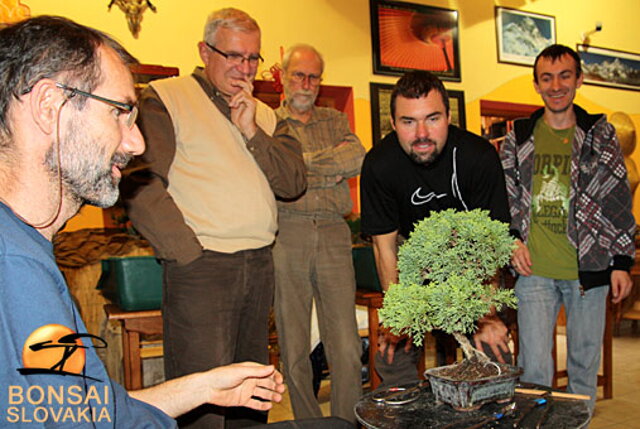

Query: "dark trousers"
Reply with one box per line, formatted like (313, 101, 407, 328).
(162, 247, 274, 429)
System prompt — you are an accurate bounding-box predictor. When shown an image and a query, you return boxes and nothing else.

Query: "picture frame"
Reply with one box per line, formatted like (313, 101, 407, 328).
(495, 7, 556, 66)
(370, 0, 461, 81)
(577, 44, 640, 91)
(370, 82, 466, 144)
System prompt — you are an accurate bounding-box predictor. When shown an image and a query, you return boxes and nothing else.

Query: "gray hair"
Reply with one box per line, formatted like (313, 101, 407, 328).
(282, 44, 325, 73)
(203, 8, 260, 45)
(0, 16, 137, 148)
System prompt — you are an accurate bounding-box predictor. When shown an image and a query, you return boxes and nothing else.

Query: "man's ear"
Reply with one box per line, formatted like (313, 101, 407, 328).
(28, 79, 67, 136)
(198, 41, 211, 65)
(533, 79, 541, 95)
(390, 115, 396, 131)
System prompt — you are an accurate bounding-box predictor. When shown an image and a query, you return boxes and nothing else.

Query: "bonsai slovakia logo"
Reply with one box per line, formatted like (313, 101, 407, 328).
(5, 324, 112, 424)
(20, 324, 93, 377)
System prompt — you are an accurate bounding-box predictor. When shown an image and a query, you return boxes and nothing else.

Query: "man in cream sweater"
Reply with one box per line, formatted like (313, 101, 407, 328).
(124, 8, 306, 429)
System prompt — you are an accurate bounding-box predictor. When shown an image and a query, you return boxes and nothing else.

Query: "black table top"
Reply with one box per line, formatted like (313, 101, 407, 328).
(355, 382, 590, 429)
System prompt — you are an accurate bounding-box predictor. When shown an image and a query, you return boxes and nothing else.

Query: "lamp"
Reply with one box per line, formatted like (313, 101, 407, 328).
(581, 22, 602, 45)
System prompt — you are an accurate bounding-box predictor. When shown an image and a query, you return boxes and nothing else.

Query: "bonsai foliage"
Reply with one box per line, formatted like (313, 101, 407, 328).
(379, 209, 517, 360)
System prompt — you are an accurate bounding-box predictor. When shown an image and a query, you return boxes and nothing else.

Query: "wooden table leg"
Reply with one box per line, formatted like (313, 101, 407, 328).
(123, 323, 143, 391)
(368, 306, 381, 390)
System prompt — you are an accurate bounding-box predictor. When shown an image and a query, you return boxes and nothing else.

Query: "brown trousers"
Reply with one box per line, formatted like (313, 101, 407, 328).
(273, 214, 362, 424)
(162, 247, 274, 429)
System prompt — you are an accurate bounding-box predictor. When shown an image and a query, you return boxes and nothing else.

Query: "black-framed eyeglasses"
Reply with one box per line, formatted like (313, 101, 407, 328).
(205, 42, 264, 67)
(55, 82, 138, 129)
(288, 71, 322, 86)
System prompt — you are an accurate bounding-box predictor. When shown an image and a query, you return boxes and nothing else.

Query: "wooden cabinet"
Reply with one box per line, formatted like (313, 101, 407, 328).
(129, 63, 179, 94)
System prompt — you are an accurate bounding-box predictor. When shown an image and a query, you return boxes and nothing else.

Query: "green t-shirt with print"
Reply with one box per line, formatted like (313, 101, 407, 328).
(528, 119, 578, 280)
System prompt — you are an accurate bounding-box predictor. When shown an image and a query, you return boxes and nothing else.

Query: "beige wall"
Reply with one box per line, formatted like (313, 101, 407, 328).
(22, 0, 640, 227)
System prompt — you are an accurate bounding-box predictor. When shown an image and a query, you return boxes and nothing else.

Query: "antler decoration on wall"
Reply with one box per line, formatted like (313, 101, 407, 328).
(108, 0, 156, 39)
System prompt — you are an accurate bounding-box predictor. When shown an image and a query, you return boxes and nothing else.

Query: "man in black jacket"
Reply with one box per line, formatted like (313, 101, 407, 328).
(360, 71, 512, 387)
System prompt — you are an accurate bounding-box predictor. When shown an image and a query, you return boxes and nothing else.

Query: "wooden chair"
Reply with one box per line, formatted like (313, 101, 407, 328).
(355, 289, 385, 389)
(104, 304, 163, 390)
(105, 304, 280, 390)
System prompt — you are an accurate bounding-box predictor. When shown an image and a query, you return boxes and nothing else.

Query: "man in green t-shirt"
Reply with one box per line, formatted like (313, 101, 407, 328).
(499, 44, 635, 415)
(529, 121, 577, 280)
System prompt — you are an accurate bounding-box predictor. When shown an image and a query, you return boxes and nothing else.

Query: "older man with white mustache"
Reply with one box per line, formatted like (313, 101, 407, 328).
(272, 44, 366, 425)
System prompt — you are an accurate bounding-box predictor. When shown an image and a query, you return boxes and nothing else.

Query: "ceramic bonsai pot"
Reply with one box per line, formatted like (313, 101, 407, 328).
(425, 362, 523, 411)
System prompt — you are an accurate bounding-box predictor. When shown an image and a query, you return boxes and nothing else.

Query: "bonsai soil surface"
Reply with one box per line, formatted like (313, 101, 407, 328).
(432, 359, 503, 381)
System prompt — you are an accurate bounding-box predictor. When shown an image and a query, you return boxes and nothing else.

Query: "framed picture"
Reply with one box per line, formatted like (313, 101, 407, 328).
(370, 82, 466, 144)
(495, 7, 556, 66)
(577, 44, 640, 91)
(370, 0, 461, 81)
(447, 90, 466, 131)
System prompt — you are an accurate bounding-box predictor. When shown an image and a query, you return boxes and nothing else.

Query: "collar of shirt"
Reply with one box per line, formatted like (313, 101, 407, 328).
(191, 67, 232, 120)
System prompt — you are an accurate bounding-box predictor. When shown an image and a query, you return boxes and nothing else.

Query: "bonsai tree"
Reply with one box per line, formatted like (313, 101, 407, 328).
(379, 209, 517, 364)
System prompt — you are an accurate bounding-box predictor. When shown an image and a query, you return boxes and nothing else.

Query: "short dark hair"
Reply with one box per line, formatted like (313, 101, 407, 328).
(533, 44, 582, 83)
(390, 70, 449, 122)
(0, 16, 137, 145)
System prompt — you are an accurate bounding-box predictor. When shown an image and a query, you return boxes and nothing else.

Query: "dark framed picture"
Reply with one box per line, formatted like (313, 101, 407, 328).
(370, 0, 461, 81)
(370, 82, 466, 144)
(447, 90, 466, 131)
(495, 7, 556, 66)
(577, 44, 640, 91)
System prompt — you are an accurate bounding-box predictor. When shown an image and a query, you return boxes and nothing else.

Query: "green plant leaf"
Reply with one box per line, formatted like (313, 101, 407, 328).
(380, 209, 517, 347)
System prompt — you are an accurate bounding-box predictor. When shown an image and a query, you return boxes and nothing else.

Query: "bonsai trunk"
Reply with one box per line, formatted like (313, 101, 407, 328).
(452, 331, 490, 363)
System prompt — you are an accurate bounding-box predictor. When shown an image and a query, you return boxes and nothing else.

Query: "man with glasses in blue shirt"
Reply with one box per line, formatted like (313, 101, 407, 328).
(0, 15, 287, 428)
(124, 7, 306, 429)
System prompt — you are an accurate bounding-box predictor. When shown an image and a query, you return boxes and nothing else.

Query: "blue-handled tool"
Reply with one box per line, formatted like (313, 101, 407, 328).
(464, 402, 517, 429)
(510, 397, 548, 428)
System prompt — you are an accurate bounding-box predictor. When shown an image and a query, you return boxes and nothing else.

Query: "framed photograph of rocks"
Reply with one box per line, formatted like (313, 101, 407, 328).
(496, 7, 556, 66)
(577, 44, 640, 91)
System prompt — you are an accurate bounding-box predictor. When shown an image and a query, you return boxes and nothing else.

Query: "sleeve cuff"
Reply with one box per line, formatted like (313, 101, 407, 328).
(612, 255, 634, 272)
(509, 229, 522, 241)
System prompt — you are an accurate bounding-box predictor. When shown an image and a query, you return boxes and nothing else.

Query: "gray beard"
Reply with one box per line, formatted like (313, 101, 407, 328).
(45, 141, 130, 209)
(288, 95, 315, 113)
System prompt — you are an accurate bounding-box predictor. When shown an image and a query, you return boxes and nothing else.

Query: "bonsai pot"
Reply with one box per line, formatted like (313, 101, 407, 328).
(424, 362, 522, 411)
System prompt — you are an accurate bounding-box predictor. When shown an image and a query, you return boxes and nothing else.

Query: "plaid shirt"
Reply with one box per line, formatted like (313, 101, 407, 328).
(275, 105, 365, 218)
(500, 105, 635, 288)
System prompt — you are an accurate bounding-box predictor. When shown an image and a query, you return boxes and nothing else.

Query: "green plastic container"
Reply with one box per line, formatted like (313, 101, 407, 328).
(98, 256, 162, 311)
(352, 245, 382, 292)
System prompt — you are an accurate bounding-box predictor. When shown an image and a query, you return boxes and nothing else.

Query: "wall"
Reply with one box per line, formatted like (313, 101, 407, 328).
(22, 0, 640, 227)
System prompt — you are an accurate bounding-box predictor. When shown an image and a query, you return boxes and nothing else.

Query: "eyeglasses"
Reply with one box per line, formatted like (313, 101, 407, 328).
(55, 82, 138, 129)
(288, 71, 322, 86)
(205, 42, 264, 67)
